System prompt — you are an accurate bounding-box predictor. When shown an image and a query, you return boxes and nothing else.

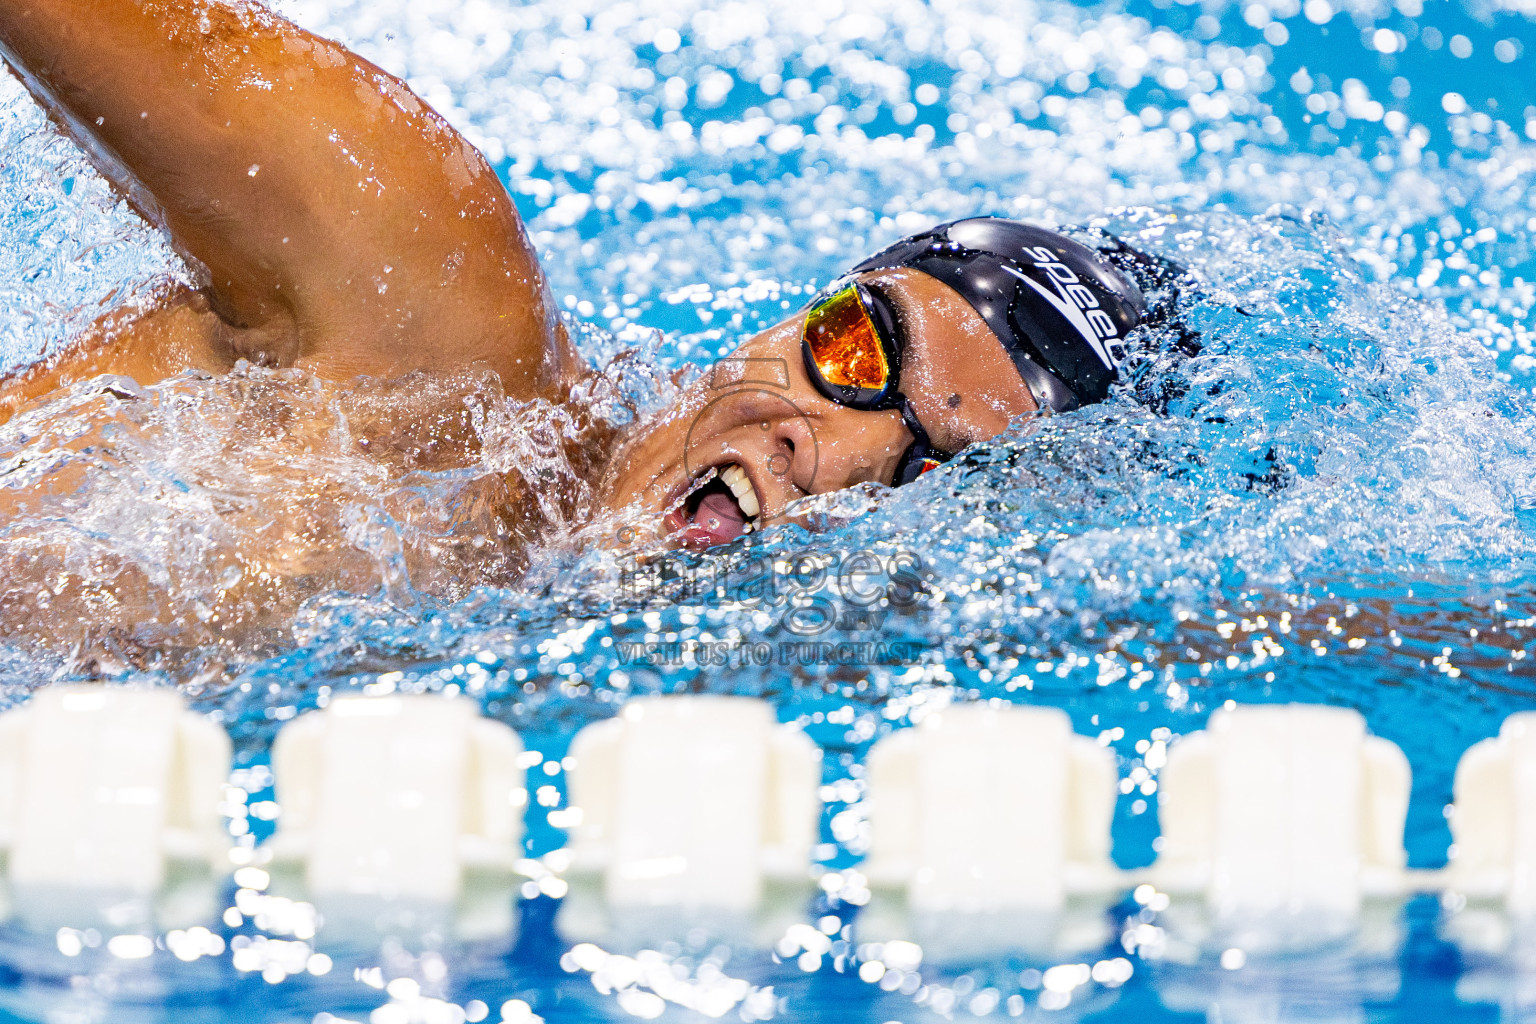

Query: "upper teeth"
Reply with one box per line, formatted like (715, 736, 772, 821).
(721, 464, 760, 519)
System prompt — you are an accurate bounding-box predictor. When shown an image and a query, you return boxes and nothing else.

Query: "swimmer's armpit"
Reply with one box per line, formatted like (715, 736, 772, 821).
(0, 0, 579, 399)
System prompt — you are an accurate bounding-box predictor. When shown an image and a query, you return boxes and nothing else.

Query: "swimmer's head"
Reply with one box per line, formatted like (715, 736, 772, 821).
(598, 218, 1179, 549)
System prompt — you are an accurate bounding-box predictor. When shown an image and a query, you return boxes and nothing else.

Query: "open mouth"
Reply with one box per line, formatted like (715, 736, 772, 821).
(664, 463, 761, 548)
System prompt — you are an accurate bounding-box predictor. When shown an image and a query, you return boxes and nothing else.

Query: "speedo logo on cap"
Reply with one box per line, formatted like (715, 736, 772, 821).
(1001, 247, 1127, 370)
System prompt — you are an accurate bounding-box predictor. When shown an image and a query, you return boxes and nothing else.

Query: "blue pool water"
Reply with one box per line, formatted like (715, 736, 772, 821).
(1, 0, 1535, 1019)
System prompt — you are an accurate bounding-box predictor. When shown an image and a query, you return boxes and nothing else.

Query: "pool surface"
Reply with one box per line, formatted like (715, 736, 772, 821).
(1, 0, 1535, 1019)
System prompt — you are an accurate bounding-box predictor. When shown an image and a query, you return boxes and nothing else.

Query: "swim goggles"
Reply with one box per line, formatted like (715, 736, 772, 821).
(800, 279, 950, 487)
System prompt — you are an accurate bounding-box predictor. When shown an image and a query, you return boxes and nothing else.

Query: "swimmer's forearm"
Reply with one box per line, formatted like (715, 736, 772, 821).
(0, 0, 571, 393)
(0, 289, 231, 426)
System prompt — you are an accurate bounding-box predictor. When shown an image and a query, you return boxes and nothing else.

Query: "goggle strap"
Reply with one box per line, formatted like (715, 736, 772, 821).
(899, 398, 951, 464)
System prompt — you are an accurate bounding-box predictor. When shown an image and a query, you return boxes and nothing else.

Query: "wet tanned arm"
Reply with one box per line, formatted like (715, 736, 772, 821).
(0, 0, 578, 401)
(0, 290, 231, 424)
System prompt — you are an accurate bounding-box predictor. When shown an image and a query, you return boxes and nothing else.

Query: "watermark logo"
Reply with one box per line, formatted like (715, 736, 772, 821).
(613, 637, 926, 669)
(614, 548, 929, 668)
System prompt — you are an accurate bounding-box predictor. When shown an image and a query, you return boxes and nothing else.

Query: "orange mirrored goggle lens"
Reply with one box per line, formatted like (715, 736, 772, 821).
(802, 285, 892, 393)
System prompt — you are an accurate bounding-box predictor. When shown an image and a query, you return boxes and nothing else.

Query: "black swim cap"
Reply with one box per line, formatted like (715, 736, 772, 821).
(850, 217, 1154, 412)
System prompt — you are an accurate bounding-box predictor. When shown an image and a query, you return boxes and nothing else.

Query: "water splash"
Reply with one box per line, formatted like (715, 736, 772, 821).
(0, 350, 679, 679)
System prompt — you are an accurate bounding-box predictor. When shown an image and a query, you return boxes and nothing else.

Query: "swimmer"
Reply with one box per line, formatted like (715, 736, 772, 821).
(0, 0, 1175, 557)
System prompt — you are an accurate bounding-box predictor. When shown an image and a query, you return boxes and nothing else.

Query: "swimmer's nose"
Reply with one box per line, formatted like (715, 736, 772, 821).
(763, 414, 818, 497)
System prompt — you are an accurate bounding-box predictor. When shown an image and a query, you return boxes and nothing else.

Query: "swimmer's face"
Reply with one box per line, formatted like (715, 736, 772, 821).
(598, 267, 1038, 548)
